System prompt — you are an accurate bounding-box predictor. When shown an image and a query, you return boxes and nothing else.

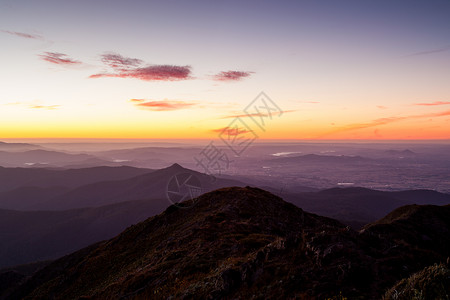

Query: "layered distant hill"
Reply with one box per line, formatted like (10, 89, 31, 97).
(0, 199, 158, 268)
(2, 187, 448, 299)
(279, 187, 450, 229)
(0, 150, 104, 168)
(0, 142, 41, 152)
(0, 164, 246, 211)
(0, 165, 152, 192)
(0, 164, 247, 268)
(0, 163, 448, 270)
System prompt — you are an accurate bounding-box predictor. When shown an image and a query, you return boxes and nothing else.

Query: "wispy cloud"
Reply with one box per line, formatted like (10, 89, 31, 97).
(30, 105, 60, 110)
(39, 52, 81, 65)
(377, 105, 388, 109)
(1, 30, 43, 40)
(414, 101, 450, 106)
(3, 102, 60, 110)
(131, 99, 196, 111)
(221, 109, 296, 119)
(100, 53, 143, 71)
(405, 46, 450, 57)
(90, 52, 191, 81)
(213, 71, 253, 81)
(211, 126, 251, 136)
(91, 65, 191, 81)
(3, 102, 23, 106)
(321, 110, 450, 137)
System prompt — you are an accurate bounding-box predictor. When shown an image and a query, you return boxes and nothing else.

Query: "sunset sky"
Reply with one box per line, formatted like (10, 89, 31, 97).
(1, 0, 449, 140)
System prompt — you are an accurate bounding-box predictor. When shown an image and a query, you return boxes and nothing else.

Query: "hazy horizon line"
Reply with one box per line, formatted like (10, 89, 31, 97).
(1, 138, 449, 144)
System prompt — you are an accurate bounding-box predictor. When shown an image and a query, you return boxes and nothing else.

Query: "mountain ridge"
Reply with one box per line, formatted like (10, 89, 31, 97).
(4, 187, 449, 299)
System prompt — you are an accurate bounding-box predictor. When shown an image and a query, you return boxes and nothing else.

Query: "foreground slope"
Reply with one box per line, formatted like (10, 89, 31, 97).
(5, 187, 450, 299)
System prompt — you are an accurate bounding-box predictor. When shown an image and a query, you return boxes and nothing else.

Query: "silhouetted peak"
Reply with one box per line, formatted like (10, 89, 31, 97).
(367, 204, 450, 227)
(168, 163, 184, 170)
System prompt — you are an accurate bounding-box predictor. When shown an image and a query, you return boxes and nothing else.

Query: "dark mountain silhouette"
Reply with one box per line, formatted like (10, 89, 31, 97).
(3, 187, 449, 299)
(37, 163, 246, 210)
(0, 164, 248, 268)
(0, 261, 51, 298)
(280, 187, 450, 229)
(0, 199, 167, 269)
(0, 166, 154, 210)
(0, 186, 70, 210)
(362, 204, 450, 255)
(359, 204, 450, 295)
(384, 149, 416, 156)
(0, 165, 152, 193)
(1, 163, 448, 221)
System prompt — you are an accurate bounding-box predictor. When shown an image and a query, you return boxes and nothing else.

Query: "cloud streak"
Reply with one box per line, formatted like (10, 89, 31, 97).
(211, 126, 251, 136)
(221, 110, 296, 119)
(39, 52, 81, 65)
(91, 65, 191, 81)
(3, 102, 60, 110)
(100, 53, 143, 71)
(405, 46, 450, 57)
(322, 110, 450, 137)
(414, 101, 450, 106)
(30, 105, 60, 110)
(1, 30, 43, 40)
(213, 71, 252, 81)
(131, 99, 196, 111)
(91, 52, 191, 81)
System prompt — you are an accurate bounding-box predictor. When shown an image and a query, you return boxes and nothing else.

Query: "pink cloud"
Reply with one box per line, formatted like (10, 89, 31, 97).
(91, 65, 191, 81)
(90, 52, 191, 81)
(132, 99, 196, 111)
(101, 53, 143, 71)
(39, 52, 81, 65)
(377, 105, 388, 109)
(1, 30, 43, 40)
(213, 71, 253, 81)
(414, 101, 450, 106)
(211, 126, 251, 136)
